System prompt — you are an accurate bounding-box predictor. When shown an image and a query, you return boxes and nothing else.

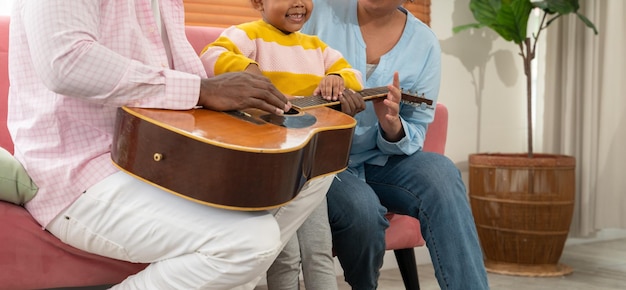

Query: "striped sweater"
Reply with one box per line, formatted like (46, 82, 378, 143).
(200, 20, 362, 96)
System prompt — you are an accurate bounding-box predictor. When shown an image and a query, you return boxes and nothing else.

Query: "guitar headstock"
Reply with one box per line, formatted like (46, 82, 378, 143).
(400, 90, 434, 110)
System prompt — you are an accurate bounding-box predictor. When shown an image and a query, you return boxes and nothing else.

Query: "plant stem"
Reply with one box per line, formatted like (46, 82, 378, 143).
(520, 11, 548, 158)
(522, 37, 534, 158)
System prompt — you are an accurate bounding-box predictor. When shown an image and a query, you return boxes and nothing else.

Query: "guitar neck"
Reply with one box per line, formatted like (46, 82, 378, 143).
(289, 86, 433, 110)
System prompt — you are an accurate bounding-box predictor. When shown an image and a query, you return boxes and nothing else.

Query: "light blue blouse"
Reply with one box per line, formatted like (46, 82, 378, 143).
(301, 0, 441, 179)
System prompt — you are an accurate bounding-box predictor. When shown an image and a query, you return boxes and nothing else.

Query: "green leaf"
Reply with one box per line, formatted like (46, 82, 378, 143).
(453, 0, 598, 41)
(468, 0, 533, 44)
(469, 0, 501, 26)
(576, 12, 599, 34)
(533, 0, 579, 14)
(533, 0, 597, 34)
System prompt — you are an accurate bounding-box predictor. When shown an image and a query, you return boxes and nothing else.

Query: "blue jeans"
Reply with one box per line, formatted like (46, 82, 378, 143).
(328, 151, 489, 290)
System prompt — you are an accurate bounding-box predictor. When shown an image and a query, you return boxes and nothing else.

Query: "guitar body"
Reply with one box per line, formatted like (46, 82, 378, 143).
(111, 106, 356, 210)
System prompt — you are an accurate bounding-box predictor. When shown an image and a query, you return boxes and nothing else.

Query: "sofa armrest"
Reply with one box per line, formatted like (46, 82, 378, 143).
(1, 16, 12, 153)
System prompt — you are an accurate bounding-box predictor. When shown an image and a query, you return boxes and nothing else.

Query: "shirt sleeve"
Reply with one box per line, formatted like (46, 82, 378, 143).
(376, 34, 441, 155)
(200, 26, 258, 77)
(21, 0, 200, 110)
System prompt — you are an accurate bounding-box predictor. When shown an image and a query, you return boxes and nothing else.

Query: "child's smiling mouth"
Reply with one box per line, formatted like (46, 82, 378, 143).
(286, 13, 306, 22)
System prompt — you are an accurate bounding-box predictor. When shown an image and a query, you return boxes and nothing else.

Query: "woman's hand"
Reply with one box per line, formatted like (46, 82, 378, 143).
(198, 72, 291, 115)
(373, 72, 404, 142)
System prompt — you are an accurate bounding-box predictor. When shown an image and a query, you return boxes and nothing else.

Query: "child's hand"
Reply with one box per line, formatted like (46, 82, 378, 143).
(245, 63, 263, 76)
(314, 75, 344, 101)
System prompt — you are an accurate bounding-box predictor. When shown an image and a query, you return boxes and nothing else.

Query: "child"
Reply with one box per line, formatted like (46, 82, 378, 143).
(200, 0, 363, 289)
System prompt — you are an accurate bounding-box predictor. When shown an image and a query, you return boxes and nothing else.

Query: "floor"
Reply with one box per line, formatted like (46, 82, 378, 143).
(256, 235, 626, 290)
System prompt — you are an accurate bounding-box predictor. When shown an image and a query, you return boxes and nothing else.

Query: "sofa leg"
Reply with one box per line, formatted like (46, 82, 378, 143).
(394, 248, 420, 290)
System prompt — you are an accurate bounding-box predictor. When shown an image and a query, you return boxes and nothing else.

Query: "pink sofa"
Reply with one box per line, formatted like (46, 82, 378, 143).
(0, 16, 447, 289)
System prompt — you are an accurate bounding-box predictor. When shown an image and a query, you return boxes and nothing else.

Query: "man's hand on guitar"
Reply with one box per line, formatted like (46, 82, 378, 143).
(198, 72, 292, 115)
(337, 89, 366, 117)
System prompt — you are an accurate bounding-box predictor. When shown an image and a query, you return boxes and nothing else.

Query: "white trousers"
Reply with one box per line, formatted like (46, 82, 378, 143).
(47, 171, 332, 290)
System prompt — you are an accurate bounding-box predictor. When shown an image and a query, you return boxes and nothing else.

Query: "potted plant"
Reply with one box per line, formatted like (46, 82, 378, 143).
(453, 0, 597, 277)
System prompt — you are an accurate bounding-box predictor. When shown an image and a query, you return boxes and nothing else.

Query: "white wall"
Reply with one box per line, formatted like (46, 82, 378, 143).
(0, 1, 12, 16)
(431, 0, 528, 176)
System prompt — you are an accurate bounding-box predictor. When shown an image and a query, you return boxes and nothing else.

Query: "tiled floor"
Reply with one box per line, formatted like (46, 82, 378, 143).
(257, 235, 626, 289)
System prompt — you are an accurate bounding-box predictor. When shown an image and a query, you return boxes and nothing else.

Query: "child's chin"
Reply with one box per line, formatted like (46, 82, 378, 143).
(281, 25, 302, 34)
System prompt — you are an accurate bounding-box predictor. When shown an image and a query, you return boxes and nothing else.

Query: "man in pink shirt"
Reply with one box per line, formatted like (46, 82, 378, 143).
(7, 1, 333, 289)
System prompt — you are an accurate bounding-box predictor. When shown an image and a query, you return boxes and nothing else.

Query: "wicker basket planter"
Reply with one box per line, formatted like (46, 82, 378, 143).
(468, 153, 576, 277)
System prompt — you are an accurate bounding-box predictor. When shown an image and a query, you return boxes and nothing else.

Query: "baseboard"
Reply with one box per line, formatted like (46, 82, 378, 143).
(565, 228, 626, 246)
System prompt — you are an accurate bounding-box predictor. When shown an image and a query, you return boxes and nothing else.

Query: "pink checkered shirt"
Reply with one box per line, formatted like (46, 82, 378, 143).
(8, 0, 207, 227)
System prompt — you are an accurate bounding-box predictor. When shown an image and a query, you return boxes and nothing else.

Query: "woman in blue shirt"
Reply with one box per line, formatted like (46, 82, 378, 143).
(275, 0, 490, 289)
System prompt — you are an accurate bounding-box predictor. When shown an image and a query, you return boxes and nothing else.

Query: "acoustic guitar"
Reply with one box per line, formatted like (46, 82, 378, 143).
(111, 87, 432, 211)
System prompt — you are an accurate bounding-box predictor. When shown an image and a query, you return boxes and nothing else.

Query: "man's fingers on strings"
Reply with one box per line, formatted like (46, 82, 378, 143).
(248, 92, 290, 115)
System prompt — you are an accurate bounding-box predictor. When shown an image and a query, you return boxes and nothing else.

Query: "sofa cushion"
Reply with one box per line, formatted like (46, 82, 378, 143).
(0, 147, 37, 205)
(0, 201, 148, 289)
